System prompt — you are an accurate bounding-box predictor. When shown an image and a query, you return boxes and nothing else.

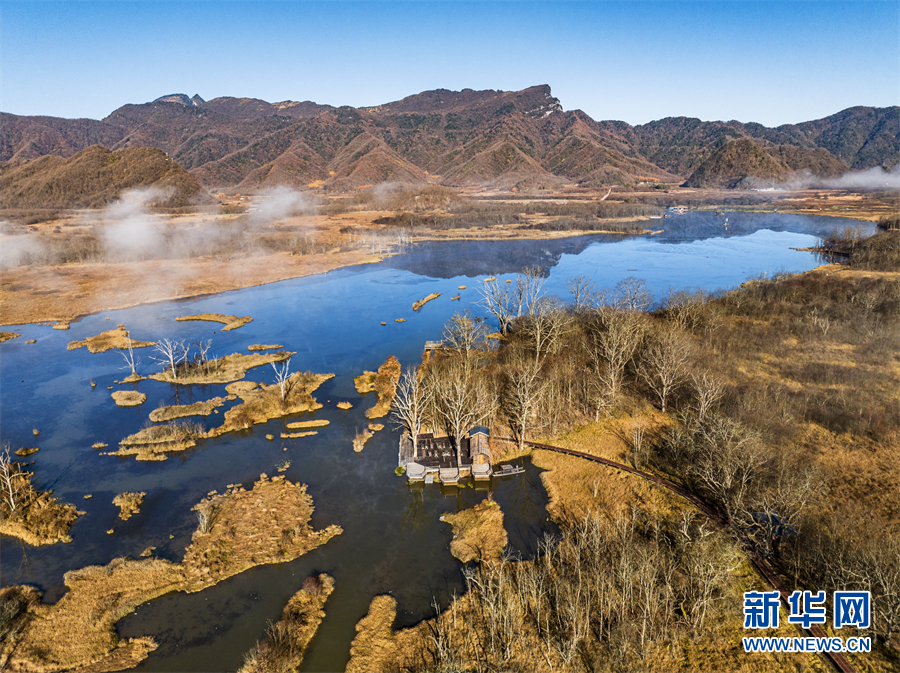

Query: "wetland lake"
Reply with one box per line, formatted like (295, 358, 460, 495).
(0, 212, 873, 672)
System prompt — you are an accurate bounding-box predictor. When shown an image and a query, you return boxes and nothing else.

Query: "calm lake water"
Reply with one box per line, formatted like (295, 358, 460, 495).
(0, 212, 873, 672)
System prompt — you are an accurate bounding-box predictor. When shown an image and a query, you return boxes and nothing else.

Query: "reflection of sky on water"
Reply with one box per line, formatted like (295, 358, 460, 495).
(0, 213, 873, 672)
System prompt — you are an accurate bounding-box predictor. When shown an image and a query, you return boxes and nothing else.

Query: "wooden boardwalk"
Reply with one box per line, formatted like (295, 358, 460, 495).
(503, 437, 856, 673)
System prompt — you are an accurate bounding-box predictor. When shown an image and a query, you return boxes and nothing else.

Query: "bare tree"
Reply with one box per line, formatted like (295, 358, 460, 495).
(391, 365, 432, 460)
(479, 279, 516, 335)
(689, 370, 725, 421)
(118, 337, 140, 377)
(518, 296, 571, 362)
(0, 446, 24, 513)
(638, 328, 692, 413)
(586, 308, 647, 418)
(566, 275, 597, 313)
(431, 358, 497, 467)
(151, 339, 188, 379)
(442, 310, 488, 357)
(614, 276, 654, 311)
(516, 265, 546, 316)
(502, 348, 548, 451)
(271, 357, 294, 401)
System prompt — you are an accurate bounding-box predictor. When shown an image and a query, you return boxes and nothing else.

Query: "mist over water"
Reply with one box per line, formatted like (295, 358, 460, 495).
(0, 212, 875, 672)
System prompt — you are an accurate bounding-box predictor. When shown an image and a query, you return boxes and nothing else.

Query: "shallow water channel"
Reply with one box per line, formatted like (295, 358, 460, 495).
(0, 212, 872, 671)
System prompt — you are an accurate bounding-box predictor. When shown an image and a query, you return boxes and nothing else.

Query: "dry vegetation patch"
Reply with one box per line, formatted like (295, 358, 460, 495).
(111, 420, 203, 461)
(149, 396, 228, 422)
(346, 596, 421, 673)
(336, 401, 353, 410)
(150, 350, 294, 385)
(0, 332, 20, 343)
(286, 419, 329, 430)
(352, 428, 374, 452)
(412, 292, 441, 311)
(112, 492, 145, 520)
(281, 431, 317, 439)
(182, 475, 342, 590)
(67, 326, 155, 353)
(175, 313, 253, 331)
(238, 574, 335, 673)
(2, 477, 341, 672)
(13, 447, 38, 457)
(353, 371, 377, 394)
(111, 390, 146, 407)
(225, 380, 258, 394)
(441, 499, 507, 563)
(0, 459, 82, 546)
(364, 355, 401, 420)
(1, 557, 185, 673)
(209, 372, 332, 437)
(248, 344, 282, 351)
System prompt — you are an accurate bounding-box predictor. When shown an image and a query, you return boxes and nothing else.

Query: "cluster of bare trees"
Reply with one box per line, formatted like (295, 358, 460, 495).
(151, 338, 214, 379)
(417, 510, 741, 672)
(0, 446, 27, 515)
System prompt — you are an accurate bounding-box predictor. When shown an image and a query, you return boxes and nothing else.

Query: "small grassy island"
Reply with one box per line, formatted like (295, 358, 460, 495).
(175, 313, 253, 331)
(0, 453, 83, 546)
(67, 325, 155, 353)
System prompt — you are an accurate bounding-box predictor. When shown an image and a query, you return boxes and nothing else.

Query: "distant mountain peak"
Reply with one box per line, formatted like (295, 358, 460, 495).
(152, 93, 205, 107)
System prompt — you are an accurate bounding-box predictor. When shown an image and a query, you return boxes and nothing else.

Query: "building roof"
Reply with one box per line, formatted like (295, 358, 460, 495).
(469, 425, 490, 437)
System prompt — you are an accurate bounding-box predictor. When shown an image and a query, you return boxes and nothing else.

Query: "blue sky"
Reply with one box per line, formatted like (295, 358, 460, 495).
(2, 1, 897, 126)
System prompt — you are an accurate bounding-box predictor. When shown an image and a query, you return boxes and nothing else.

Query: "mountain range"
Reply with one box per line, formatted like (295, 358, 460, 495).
(1, 85, 897, 200)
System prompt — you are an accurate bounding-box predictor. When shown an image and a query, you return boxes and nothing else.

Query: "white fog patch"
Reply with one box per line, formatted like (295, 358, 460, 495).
(101, 187, 171, 262)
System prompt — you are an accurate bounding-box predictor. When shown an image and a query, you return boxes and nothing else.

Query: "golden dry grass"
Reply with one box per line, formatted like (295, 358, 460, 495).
(353, 428, 374, 452)
(238, 574, 335, 673)
(175, 313, 252, 331)
(3, 557, 185, 673)
(149, 396, 228, 422)
(67, 326, 155, 353)
(248, 344, 283, 351)
(530, 412, 681, 524)
(0, 469, 83, 546)
(225, 380, 258, 394)
(442, 499, 507, 563)
(2, 477, 341, 672)
(111, 390, 146, 407)
(412, 292, 441, 311)
(346, 596, 412, 673)
(337, 401, 353, 410)
(111, 421, 203, 462)
(13, 447, 38, 457)
(286, 419, 330, 430)
(181, 475, 342, 590)
(364, 355, 401, 420)
(0, 332, 20, 342)
(208, 372, 333, 437)
(112, 492, 145, 520)
(281, 431, 317, 439)
(149, 350, 294, 385)
(354, 371, 377, 394)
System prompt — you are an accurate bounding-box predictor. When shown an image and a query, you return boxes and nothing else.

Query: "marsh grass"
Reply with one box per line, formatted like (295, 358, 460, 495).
(149, 397, 228, 422)
(112, 492, 146, 520)
(67, 326, 155, 354)
(3, 477, 341, 672)
(210, 372, 333, 436)
(175, 313, 253, 332)
(239, 574, 335, 673)
(150, 351, 295, 385)
(442, 499, 507, 563)
(112, 420, 204, 461)
(364, 355, 401, 420)
(111, 390, 146, 407)
(0, 461, 82, 546)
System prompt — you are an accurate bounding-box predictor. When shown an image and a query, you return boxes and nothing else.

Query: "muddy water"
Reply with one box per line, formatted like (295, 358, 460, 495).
(0, 213, 872, 671)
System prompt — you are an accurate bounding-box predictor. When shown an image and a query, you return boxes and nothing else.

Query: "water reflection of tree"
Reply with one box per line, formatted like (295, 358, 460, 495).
(399, 485, 430, 534)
